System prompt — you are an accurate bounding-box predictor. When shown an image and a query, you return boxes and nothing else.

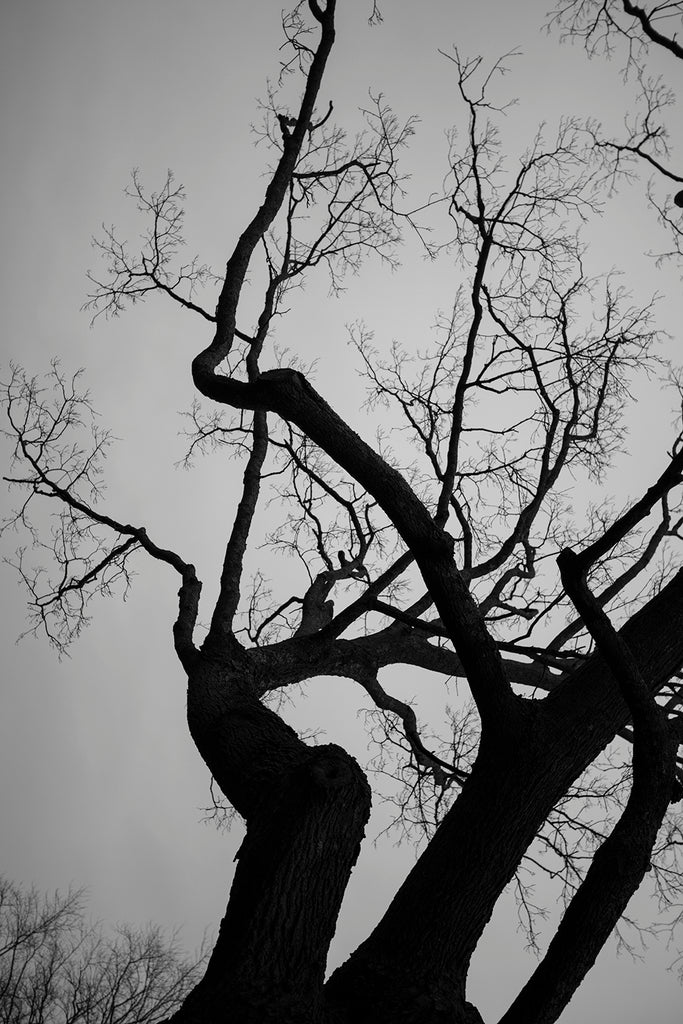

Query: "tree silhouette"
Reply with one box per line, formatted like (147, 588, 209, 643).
(0, 877, 205, 1024)
(3, 2, 683, 1022)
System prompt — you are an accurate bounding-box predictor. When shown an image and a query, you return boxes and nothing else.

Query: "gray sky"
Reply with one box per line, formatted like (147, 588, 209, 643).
(1, 1, 682, 1021)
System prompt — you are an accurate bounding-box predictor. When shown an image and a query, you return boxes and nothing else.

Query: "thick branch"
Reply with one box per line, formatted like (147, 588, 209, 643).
(198, 368, 516, 723)
(498, 548, 677, 1024)
(207, 411, 268, 648)
(569, 447, 683, 569)
(622, 0, 683, 58)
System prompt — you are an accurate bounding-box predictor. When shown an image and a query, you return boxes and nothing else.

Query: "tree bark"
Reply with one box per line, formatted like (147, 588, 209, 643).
(162, 569, 683, 1023)
(324, 569, 683, 1022)
(325, 708, 562, 1023)
(498, 719, 677, 1024)
(496, 546, 679, 1024)
(168, 651, 371, 1024)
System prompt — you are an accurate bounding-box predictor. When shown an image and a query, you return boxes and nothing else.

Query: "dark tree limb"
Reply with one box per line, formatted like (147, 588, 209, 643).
(497, 545, 678, 1024)
(622, 0, 683, 58)
(206, 411, 269, 649)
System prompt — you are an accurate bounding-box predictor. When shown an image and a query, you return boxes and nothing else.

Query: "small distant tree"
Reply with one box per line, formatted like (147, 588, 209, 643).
(3, 2, 683, 1022)
(0, 877, 205, 1024)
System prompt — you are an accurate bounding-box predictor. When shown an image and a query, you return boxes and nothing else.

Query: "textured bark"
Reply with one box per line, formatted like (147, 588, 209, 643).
(167, 651, 371, 1024)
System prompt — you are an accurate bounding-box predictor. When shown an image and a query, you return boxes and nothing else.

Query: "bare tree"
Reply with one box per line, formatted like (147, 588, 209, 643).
(0, 877, 205, 1024)
(3, 2, 683, 1022)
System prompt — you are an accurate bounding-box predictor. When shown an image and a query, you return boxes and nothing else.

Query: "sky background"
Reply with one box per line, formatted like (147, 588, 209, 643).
(1, 1, 682, 1021)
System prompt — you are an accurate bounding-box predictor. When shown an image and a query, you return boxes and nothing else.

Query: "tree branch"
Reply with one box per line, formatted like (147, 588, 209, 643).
(499, 541, 678, 1023)
(622, 0, 683, 58)
(2, 365, 201, 663)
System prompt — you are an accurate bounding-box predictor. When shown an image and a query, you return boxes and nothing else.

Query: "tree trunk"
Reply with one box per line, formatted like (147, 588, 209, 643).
(325, 705, 564, 1023)
(168, 652, 371, 1024)
(165, 571, 683, 1023)
(499, 721, 677, 1024)
(324, 572, 683, 1021)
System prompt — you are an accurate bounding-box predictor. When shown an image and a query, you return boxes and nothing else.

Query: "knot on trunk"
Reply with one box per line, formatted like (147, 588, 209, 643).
(306, 744, 360, 792)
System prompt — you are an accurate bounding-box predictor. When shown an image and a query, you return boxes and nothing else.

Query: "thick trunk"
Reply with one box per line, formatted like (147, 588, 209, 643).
(165, 571, 683, 1023)
(324, 704, 661, 1023)
(325, 707, 562, 1023)
(499, 721, 677, 1024)
(324, 571, 683, 1022)
(497, 550, 681, 1024)
(168, 652, 371, 1024)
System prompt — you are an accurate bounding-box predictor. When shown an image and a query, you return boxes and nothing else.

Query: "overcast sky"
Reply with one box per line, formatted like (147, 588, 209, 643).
(1, 1, 682, 1021)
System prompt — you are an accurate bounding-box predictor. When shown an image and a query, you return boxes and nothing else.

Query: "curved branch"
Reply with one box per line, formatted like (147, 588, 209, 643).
(194, 366, 516, 724)
(622, 0, 683, 58)
(354, 668, 468, 784)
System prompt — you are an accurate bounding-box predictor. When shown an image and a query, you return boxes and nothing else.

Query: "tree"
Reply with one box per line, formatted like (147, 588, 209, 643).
(0, 876, 206, 1023)
(2, 1, 683, 1022)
